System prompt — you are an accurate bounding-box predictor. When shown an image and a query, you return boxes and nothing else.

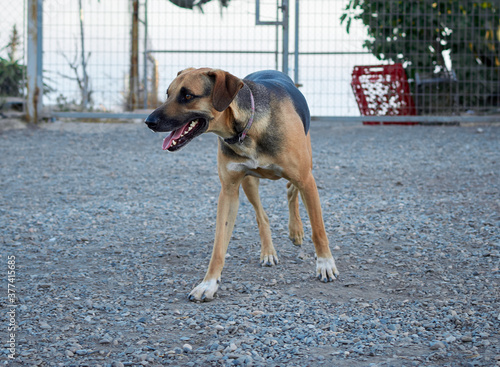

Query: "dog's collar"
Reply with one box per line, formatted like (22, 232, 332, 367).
(223, 88, 255, 145)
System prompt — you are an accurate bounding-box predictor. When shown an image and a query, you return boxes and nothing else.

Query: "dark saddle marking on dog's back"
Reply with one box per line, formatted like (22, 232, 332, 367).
(244, 70, 310, 135)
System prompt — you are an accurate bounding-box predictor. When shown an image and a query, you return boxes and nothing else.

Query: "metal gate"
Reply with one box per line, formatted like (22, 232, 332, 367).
(142, 0, 300, 112)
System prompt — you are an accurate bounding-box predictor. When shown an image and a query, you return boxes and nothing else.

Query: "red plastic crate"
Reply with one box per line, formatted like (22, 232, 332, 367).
(351, 64, 417, 125)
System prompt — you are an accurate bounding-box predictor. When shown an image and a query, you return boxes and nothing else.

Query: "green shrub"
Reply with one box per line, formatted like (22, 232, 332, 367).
(0, 57, 25, 97)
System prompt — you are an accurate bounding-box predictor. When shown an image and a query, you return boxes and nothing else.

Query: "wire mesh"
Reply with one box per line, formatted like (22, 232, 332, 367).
(147, 0, 280, 103)
(342, 0, 500, 116)
(42, 0, 132, 112)
(39, 0, 379, 116)
(9, 0, 500, 118)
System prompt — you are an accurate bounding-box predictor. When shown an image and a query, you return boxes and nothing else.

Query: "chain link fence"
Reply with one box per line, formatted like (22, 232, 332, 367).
(342, 0, 500, 119)
(4, 1, 500, 121)
(39, 0, 377, 117)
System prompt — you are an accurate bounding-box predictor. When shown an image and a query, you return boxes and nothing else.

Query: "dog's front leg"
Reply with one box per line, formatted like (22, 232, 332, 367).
(188, 180, 241, 302)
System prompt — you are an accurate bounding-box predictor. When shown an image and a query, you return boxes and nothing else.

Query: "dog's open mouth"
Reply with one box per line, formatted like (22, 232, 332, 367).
(163, 118, 208, 151)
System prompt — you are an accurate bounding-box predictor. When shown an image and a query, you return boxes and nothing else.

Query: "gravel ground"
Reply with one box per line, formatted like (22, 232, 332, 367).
(1, 119, 499, 367)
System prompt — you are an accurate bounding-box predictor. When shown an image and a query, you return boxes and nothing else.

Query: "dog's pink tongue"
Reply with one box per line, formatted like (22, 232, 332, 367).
(162, 127, 184, 150)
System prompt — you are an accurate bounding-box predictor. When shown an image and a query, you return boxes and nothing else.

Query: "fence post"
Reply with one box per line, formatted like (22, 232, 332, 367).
(26, 0, 43, 123)
(256, 0, 290, 76)
(128, 0, 139, 111)
(142, 0, 148, 109)
(281, 0, 289, 76)
(293, 0, 299, 86)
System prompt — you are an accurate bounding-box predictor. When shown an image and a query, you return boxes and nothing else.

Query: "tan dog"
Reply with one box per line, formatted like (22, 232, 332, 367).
(145, 68, 339, 301)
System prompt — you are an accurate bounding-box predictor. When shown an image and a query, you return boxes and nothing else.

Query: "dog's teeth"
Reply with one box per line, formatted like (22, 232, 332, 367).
(172, 141, 177, 145)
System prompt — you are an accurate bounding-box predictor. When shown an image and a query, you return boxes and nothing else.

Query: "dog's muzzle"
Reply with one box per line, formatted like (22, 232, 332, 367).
(145, 110, 209, 152)
(144, 110, 165, 132)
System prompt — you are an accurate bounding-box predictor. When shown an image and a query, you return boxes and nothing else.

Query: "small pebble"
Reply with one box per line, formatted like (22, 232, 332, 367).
(39, 321, 51, 330)
(430, 341, 445, 350)
(462, 335, 473, 343)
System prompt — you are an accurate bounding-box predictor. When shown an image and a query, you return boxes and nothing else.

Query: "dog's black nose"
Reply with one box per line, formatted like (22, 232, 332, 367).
(145, 113, 159, 131)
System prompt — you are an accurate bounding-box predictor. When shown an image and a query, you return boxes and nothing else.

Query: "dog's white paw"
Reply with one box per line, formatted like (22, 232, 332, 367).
(316, 256, 339, 282)
(260, 253, 279, 267)
(188, 278, 220, 302)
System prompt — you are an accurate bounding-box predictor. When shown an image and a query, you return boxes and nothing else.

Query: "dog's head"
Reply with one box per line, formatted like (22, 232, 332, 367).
(145, 68, 243, 151)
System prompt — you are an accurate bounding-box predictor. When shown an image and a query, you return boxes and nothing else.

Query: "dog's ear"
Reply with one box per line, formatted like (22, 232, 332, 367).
(207, 70, 244, 112)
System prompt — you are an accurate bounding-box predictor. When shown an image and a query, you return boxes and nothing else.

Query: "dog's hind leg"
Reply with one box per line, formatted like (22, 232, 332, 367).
(242, 176, 279, 266)
(298, 172, 339, 282)
(287, 181, 304, 246)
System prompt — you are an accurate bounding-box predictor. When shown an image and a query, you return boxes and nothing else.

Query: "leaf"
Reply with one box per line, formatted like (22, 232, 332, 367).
(340, 13, 347, 25)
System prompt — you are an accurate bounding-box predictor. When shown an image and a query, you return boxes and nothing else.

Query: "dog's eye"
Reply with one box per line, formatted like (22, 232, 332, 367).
(178, 88, 196, 103)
